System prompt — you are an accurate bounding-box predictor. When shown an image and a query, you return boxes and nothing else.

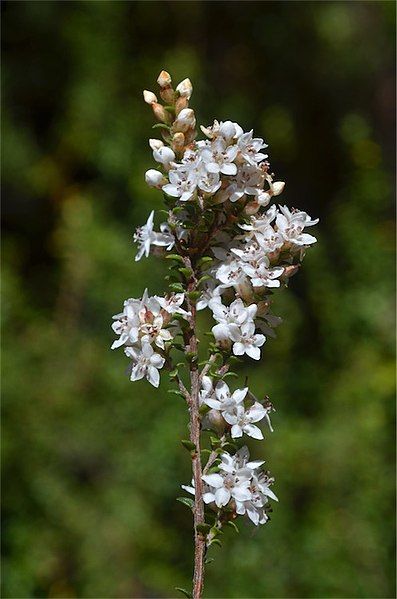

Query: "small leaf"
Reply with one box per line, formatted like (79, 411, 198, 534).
(176, 497, 194, 510)
(169, 283, 184, 293)
(165, 254, 184, 263)
(198, 256, 213, 266)
(181, 439, 196, 452)
(152, 123, 171, 131)
(178, 267, 192, 278)
(204, 557, 214, 565)
(175, 587, 192, 599)
(197, 274, 212, 286)
(227, 520, 240, 533)
(199, 404, 210, 416)
(208, 538, 222, 548)
(188, 291, 201, 301)
(222, 372, 238, 379)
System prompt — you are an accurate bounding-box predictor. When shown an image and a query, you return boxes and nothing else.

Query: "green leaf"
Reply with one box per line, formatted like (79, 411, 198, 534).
(176, 497, 194, 510)
(197, 274, 212, 286)
(199, 404, 210, 416)
(222, 371, 238, 379)
(197, 256, 213, 266)
(227, 520, 239, 533)
(181, 439, 196, 452)
(165, 254, 184, 263)
(188, 291, 201, 301)
(169, 283, 184, 293)
(204, 557, 214, 565)
(178, 267, 192, 278)
(208, 538, 222, 548)
(152, 123, 171, 131)
(210, 526, 223, 537)
(175, 587, 193, 599)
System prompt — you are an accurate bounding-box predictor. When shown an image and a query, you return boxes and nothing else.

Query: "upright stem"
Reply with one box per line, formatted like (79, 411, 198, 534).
(186, 272, 206, 599)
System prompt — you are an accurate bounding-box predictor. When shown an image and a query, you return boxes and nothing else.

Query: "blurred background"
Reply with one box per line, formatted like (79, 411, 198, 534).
(2, 1, 396, 598)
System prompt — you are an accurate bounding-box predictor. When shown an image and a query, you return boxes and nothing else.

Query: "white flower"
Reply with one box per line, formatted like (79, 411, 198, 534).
(210, 298, 257, 342)
(196, 281, 223, 311)
(203, 380, 248, 414)
(197, 167, 222, 195)
(156, 293, 190, 318)
(201, 137, 238, 176)
(239, 205, 278, 240)
(125, 342, 165, 387)
(229, 321, 266, 360)
(200, 120, 243, 142)
(201, 472, 251, 508)
(133, 211, 174, 261)
(223, 402, 267, 439)
(145, 169, 166, 188)
(276, 205, 319, 246)
(243, 260, 284, 289)
(199, 375, 215, 406)
(235, 471, 278, 525)
(215, 260, 249, 289)
(111, 298, 142, 349)
(162, 169, 198, 202)
(221, 164, 264, 203)
(237, 130, 268, 165)
(231, 242, 268, 265)
(153, 146, 175, 168)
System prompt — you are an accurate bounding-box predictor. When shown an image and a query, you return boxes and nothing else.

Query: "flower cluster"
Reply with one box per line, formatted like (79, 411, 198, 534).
(183, 447, 278, 526)
(111, 71, 318, 546)
(111, 290, 189, 387)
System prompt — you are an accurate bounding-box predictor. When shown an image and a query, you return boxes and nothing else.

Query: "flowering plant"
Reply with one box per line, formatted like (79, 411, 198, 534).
(111, 71, 318, 598)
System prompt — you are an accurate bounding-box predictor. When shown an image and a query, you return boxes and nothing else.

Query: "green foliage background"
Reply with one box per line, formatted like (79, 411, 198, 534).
(2, 1, 395, 598)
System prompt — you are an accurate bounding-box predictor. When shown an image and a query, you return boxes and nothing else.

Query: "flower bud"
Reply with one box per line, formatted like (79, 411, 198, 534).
(173, 108, 196, 133)
(153, 146, 175, 168)
(175, 95, 188, 115)
(149, 138, 164, 151)
(157, 70, 172, 87)
(145, 169, 166, 188)
(143, 90, 157, 104)
(205, 409, 226, 435)
(172, 132, 185, 153)
(281, 264, 299, 279)
(152, 102, 171, 124)
(176, 78, 193, 99)
(244, 200, 261, 215)
(271, 181, 285, 196)
(257, 191, 271, 206)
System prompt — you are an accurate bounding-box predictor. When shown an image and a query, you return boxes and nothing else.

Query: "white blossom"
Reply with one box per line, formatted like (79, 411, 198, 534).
(203, 380, 248, 414)
(237, 130, 268, 165)
(201, 137, 239, 176)
(229, 321, 266, 360)
(162, 169, 198, 202)
(201, 472, 251, 508)
(125, 342, 165, 387)
(276, 205, 319, 246)
(133, 211, 174, 261)
(223, 402, 267, 439)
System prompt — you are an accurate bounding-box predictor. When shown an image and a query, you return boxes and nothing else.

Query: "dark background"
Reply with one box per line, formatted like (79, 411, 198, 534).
(2, 1, 395, 598)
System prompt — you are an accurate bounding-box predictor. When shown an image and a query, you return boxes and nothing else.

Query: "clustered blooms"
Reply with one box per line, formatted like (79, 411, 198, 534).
(111, 71, 318, 532)
(183, 447, 277, 525)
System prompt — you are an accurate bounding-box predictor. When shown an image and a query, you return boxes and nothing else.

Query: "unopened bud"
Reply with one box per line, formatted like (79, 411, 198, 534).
(271, 181, 285, 196)
(153, 146, 175, 168)
(145, 169, 166, 188)
(149, 138, 164, 151)
(176, 78, 193, 99)
(172, 132, 185, 153)
(282, 264, 299, 279)
(173, 108, 196, 133)
(175, 95, 188, 115)
(244, 200, 261, 215)
(152, 102, 171, 124)
(257, 191, 271, 206)
(143, 90, 157, 104)
(157, 70, 172, 87)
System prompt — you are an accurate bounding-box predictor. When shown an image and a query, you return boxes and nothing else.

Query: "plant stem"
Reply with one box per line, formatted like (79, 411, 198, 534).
(186, 270, 206, 599)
